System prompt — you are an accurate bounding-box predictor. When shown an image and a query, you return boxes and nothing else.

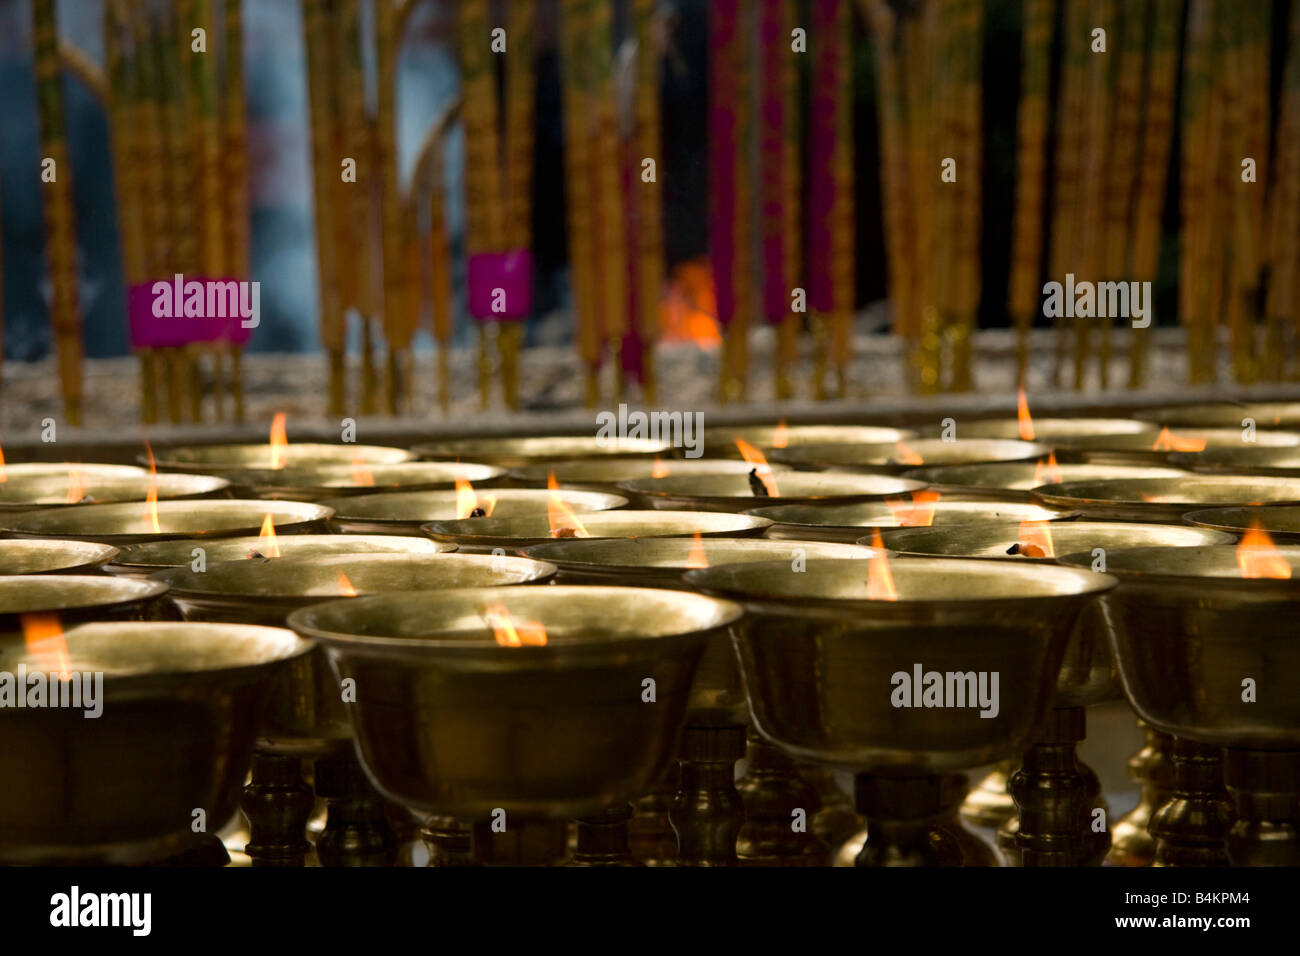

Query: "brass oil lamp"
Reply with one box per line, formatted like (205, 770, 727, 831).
(509, 457, 790, 496)
(948, 416, 1157, 444)
(618, 471, 926, 513)
(322, 488, 626, 536)
(0, 575, 167, 628)
(1054, 427, 1300, 466)
(770, 438, 1050, 474)
(751, 499, 1073, 543)
(696, 424, 915, 459)
(412, 435, 669, 467)
(1033, 475, 1300, 522)
(0, 499, 334, 545)
(1135, 401, 1300, 429)
(0, 539, 120, 575)
(0, 471, 229, 511)
(1185, 504, 1300, 542)
(226, 461, 507, 501)
(106, 534, 453, 577)
(901, 462, 1187, 501)
(422, 510, 772, 553)
(149, 442, 413, 474)
(1169, 444, 1300, 475)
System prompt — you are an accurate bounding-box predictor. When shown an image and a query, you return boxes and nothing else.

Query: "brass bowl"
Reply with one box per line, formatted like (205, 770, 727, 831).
(697, 424, 915, 459)
(1184, 504, 1300, 542)
(1169, 444, 1300, 476)
(877, 522, 1237, 707)
(150, 553, 556, 753)
(413, 435, 669, 467)
(107, 533, 453, 575)
(772, 438, 1051, 474)
(226, 461, 507, 501)
(1056, 427, 1300, 465)
(0, 499, 334, 545)
(1033, 475, 1300, 522)
(0, 463, 145, 481)
(149, 442, 412, 474)
(322, 488, 627, 536)
(422, 509, 772, 552)
(1135, 401, 1300, 429)
(685, 558, 1116, 769)
(944, 417, 1157, 443)
(0, 472, 228, 511)
(0, 621, 310, 864)
(751, 499, 1074, 543)
(1057, 546, 1300, 748)
(0, 574, 168, 629)
(0, 539, 120, 575)
(901, 461, 1188, 501)
(618, 470, 926, 512)
(286, 586, 742, 819)
(509, 457, 789, 495)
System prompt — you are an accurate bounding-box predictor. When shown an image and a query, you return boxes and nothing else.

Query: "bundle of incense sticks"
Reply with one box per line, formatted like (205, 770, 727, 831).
(376, 0, 411, 413)
(947, 0, 983, 392)
(223, 0, 248, 421)
(629, 0, 665, 404)
(32, 0, 83, 426)
(1265, 0, 1300, 378)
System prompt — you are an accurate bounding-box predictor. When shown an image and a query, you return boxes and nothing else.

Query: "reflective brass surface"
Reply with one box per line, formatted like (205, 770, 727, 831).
(618, 471, 926, 513)
(685, 558, 1116, 769)
(1136, 401, 1300, 429)
(772, 438, 1050, 474)
(150, 443, 412, 473)
(901, 462, 1188, 500)
(108, 533, 453, 575)
(1058, 427, 1300, 466)
(1034, 475, 1300, 522)
(1186, 505, 1300, 541)
(287, 586, 742, 819)
(0, 463, 146, 481)
(0, 539, 120, 575)
(1169, 444, 1300, 475)
(0, 499, 334, 544)
(423, 509, 772, 551)
(0, 574, 167, 628)
(0, 621, 310, 864)
(323, 488, 627, 535)
(510, 457, 790, 495)
(752, 499, 1073, 543)
(1058, 545, 1300, 749)
(227, 461, 506, 501)
(949, 417, 1157, 443)
(413, 435, 669, 467)
(697, 424, 915, 458)
(0, 472, 229, 510)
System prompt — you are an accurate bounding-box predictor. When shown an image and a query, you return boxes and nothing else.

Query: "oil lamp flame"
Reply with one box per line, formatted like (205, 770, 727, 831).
(351, 457, 376, 487)
(21, 612, 71, 681)
(1033, 451, 1062, 486)
(1017, 387, 1035, 441)
(337, 571, 358, 596)
(733, 438, 779, 495)
(1152, 427, 1207, 453)
(65, 468, 87, 504)
(0, 444, 7, 483)
(885, 490, 942, 527)
(1016, 521, 1056, 559)
(547, 470, 589, 537)
(652, 457, 670, 478)
(892, 440, 924, 466)
(1237, 523, 1291, 579)
(772, 420, 790, 449)
(269, 412, 289, 469)
(455, 477, 495, 519)
(484, 603, 549, 647)
(142, 440, 161, 533)
(866, 529, 898, 601)
(659, 259, 722, 347)
(685, 532, 708, 569)
(258, 513, 282, 558)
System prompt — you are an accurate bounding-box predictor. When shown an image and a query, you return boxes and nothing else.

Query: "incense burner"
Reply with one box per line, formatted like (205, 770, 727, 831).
(0, 471, 229, 511)
(1033, 475, 1300, 522)
(149, 443, 412, 474)
(901, 462, 1188, 501)
(771, 438, 1050, 474)
(226, 461, 506, 501)
(0, 499, 334, 545)
(1185, 505, 1300, 542)
(286, 586, 741, 820)
(752, 499, 1073, 543)
(106, 533, 452, 576)
(0, 539, 120, 575)
(322, 488, 626, 536)
(0, 621, 309, 865)
(697, 424, 915, 459)
(510, 457, 789, 496)
(422, 509, 771, 552)
(618, 471, 925, 512)
(412, 435, 669, 467)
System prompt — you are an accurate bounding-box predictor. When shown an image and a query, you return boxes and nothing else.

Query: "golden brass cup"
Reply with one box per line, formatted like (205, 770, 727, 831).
(226, 461, 507, 501)
(1170, 444, 1300, 476)
(323, 488, 627, 536)
(150, 553, 556, 753)
(422, 509, 772, 552)
(510, 457, 790, 496)
(1135, 401, 1300, 429)
(0, 621, 309, 864)
(107, 534, 453, 576)
(0, 574, 167, 626)
(1057, 427, 1300, 466)
(149, 443, 412, 474)
(752, 499, 1074, 543)
(618, 471, 926, 513)
(771, 438, 1050, 475)
(1033, 475, 1300, 522)
(1185, 505, 1300, 542)
(0, 539, 120, 575)
(697, 424, 916, 459)
(0, 499, 334, 545)
(902, 462, 1188, 501)
(0, 471, 229, 511)
(947, 417, 1157, 443)
(413, 435, 669, 467)
(286, 586, 742, 820)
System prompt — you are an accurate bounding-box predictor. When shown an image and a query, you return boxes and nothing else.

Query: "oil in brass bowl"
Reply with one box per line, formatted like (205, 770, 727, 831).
(286, 586, 742, 819)
(509, 457, 789, 495)
(1135, 401, 1300, 430)
(697, 424, 915, 459)
(0, 621, 309, 864)
(422, 509, 772, 552)
(0, 539, 120, 575)
(149, 442, 412, 474)
(150, 553, 556, 753)
(413, 434, 669, 467)
(1057, 546, 1300, 749)
(901, 461, 1188, 501)
(684, 558, 1115, 769)
(0, 471, 229, 511)
(1168, 444, 1300, 476)
(0, 574, 167, 629)
(618, 470, 926, 512)
(1033, 475, 1300, 522)
(877, 522, 1236, 707)
(772, 438, 1050, 474)
(1184, 505, 1300, 542)
(1056, 427, 1300, 465)
(322, 488, 627, 536)
(751, 499, 1073, 543)
(107, 533, 453, 576)
(0, 499, 334, 545)
(226, 461, 507, 501)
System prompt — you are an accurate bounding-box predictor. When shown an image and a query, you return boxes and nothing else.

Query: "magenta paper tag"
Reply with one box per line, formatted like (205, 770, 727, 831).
(467, 251, 533, 320)
(128, 278, 255, 348)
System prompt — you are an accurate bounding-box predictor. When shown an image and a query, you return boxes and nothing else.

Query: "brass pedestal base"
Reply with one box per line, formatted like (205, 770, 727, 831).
(420, 817, 478, 867)
(1107, 723, 1174, 867)
(1149, 737, 1231, 867)
(566, 805, 640, 866)
(1224, 749, 1300, 867)
(737, 731, 831, 866)
(804, 766, 863, 848)
(669, 722, 746, 866)
(961, 760, 1018, 829)
(629, 774, 679, 866)
(240, 751, 313, 867)
(313, 751, 399, 867)
(851, 771, 990, 867)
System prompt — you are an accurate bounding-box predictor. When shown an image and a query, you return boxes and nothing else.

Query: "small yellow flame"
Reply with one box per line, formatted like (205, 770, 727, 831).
(865, 529, 898, 601)
(1237, 522, 1291, 579)
(258, 513, 282, 558)
(269, 412, 289, 469)
(485, 603, 549, 647)
(1017, 388, 1035, 441)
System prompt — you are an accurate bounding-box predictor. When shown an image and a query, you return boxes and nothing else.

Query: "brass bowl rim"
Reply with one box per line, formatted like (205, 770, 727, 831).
(110, 534, 454, 570)
(770, 437, 1052, 467)
(412, 435, 671, 460)
(225, 460, 506, 493)
(944, 416, 1157, 438)
(1134, 402, 1300, 428)
(1057, 544, 1300, 586)
(0, 471, 230, 506)
(900, 461, 1189, 491)
(0, 498, 335, 538)
(0, 573, 167, 614)
(522, 536, 882, 571)
(0, 539, 121, 573)
(1183, 505, 1300, 535)
(146, 442, 414, 471)
(1033, 475, 1300, 509)
(617, 470, 927, 501)
(745, 498, 1076, 528)
(319, 488, 627, 520)
(510, 457, 791, 483)
(421, 509, 773, 544)
(876, 520, 1238, 560)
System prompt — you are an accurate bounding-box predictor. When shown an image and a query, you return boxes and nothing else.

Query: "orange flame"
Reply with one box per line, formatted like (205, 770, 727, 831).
(1017, 388, 1035, 441)
(652, 457, 671, 478)
(269, 412, 288, 469)
(885, 490, 942, 527)
(547, 470, 590, 537)
(351, 457, 375, 487)
(659, 259, 722, 347)
(258, 512, 282, 558)
(21, 612, 71, 681)
(1032, 451, 1062, 486)
(484, 602, 549, 647)
(455, 476, 495, 519)
(734, 438, 780, 495)
(865, 529, 899, 601)
(142, 440, 161, 533)
(685, 532, 708, 569)
(0, 444, 6, 483)
(1152, 427, 1207, 453)
(65, 468, 87, 504)
(336, 571, 358, 596)
(1237, 522, 1292, 579)
(1016, 521, 1056, 559)
(772, 420, 790, 449)
(893, 440, 924, 466)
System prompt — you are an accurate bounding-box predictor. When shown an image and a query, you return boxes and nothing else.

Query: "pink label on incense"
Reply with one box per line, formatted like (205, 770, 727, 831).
(128, 278, 254, 348)
(467, 251, 533, 320)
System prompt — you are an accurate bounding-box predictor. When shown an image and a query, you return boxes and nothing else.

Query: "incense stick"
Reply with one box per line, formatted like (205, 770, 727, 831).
(222, 0, 248, 422)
